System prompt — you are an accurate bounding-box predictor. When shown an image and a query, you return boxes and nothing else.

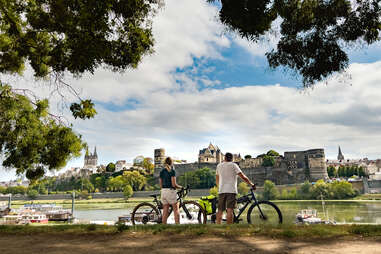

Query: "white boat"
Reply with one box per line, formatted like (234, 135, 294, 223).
(296, 209, 323, 224)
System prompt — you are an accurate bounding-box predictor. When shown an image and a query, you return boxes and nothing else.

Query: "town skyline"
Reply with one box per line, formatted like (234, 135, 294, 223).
(1, 0, 380, 181)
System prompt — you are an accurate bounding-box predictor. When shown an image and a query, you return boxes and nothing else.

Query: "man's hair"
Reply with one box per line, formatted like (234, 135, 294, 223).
(225, 152, 233, 162)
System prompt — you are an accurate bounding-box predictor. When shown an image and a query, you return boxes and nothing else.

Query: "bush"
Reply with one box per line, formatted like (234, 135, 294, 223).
(262, 180, 278, 200)
(262, 155, 275, 167)
(328, 181, 356, 199)
(311, 180, 329, 199)
(123, 185, 133, 199)
(238, 182, 250, 196)
(27, 189, 39, 200)
(298, 181, 312, 199)
(209, 186, 218, 196)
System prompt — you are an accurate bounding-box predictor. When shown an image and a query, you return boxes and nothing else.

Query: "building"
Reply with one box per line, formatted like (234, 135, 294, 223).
(338, 146, 344, 161)
(198, 143, 241, 163)
(115, 160, 132, 171)
(133, 156, 145, 166)
(84, 146, 98, 169)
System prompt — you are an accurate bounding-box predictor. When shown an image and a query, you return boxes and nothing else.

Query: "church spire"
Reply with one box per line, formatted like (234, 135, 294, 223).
(337, 146, 344, 161)
(94, 146, 97, 157)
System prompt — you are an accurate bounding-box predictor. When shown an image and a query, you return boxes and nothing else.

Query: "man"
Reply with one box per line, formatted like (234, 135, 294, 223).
(216, 152, 255, 224)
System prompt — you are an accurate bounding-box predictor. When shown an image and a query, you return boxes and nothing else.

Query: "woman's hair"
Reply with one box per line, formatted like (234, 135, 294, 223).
(164, 157, 173, 168)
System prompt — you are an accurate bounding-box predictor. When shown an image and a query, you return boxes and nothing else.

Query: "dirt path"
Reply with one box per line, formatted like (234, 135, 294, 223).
(1, 234, 381, 254)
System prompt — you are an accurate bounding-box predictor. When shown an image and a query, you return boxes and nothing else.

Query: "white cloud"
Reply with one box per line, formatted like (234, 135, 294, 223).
(68, 61, 381, 169)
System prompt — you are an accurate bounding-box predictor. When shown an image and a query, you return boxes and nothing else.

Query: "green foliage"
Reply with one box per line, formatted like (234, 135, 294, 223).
(0, 0, 161, 77)
(298, 181, 313, 199)
(238, 182, 250, 196)
(0, 186, 6, 194)
(328, 181, 356, 199)
(209, 186, 218, 196)
(311, 179, 329, 198)
(327, 166, 337, 178)
(122, 171, 147, 191)
(123, 185, 133, 200)
(178, 167, 216, 189)
(262, 180, 279, 200)
(106, 163, 116, 173)
(27, 189, 39, 200)
(244, 155, 252, 159)
(266, 150, 280, 157)
(208, 0, 381, 86)
(0, 85, 85, 180)
(262, 155, 275, 167)
(142, 158, 154, 175)
(70, 100, 97, 120)
(5, 186, 27, 195)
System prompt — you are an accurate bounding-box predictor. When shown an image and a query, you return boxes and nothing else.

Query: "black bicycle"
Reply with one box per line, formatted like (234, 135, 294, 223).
(131, 186, 207, 225)
(207, 188, 282, 225)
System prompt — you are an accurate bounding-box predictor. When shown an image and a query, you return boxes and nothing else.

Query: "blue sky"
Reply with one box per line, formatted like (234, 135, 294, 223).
(1, 0, 381, 181)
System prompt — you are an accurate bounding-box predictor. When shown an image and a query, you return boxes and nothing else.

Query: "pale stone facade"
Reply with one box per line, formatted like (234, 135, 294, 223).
(84, 146, 98, 168)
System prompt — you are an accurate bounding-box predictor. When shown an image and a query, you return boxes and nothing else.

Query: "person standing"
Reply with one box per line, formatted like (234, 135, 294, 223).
(216, 152, 255, 224)
(159, 157, 182, 224)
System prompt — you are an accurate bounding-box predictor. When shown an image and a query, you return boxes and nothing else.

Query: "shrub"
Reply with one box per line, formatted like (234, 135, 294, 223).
(123, 185, 133, 200)
(262, 155, 275, 167)
(311, 180, 329, 199)
(238, 182, 250, 196)
(262, 180, 278, 200)
(27, 189, 39, 200)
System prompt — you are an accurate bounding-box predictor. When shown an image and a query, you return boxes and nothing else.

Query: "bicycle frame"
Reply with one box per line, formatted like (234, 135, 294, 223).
(234, 188, 265, 222)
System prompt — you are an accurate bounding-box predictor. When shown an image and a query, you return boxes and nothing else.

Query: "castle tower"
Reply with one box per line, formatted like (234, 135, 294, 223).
(337, 146, 344, 161)
(154, 148, 166, 177)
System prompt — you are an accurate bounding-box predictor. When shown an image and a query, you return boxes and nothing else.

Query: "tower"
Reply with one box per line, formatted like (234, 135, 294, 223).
(337, 146, 344, 161)
(84, 146, 98, 168)
(154, 148, 166, 177)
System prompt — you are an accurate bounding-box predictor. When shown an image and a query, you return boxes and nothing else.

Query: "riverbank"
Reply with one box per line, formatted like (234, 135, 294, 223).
(0, 224, 381, 254)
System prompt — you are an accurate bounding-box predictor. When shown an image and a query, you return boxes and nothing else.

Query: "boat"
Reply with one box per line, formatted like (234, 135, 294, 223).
(20, 212, 49, 224)
(295, 209, 336, 225)
(22, 204, 73, 221)
(0, 214, 21, 225)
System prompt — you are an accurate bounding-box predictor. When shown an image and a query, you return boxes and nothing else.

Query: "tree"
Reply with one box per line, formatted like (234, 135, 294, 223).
(0, 186, 6, 194)
(207, 0, 381, 86)
(298, 181, 312, 199)
(311, 179, 329, 199)
(327, 166, 336, 178)
(262, 155, 275, 167)
(244, 155, 252, 159)
(142, 157, 154, 175)
(266, 150, 280, 157)
(328, 181, 355, 199)
(106, 163, 116, 173)
(122, 171, 147, 191)
(27, 189, 39, 200)
(238, 182, 250, 196)
(107, 176, 125, 192)
(123, 185, 134, 200)
(262, 180, 279, 200)
(0, 0, 162, 179)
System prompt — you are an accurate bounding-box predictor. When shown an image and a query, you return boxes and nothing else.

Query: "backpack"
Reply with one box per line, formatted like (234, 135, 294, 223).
(198, 195, 217, 215)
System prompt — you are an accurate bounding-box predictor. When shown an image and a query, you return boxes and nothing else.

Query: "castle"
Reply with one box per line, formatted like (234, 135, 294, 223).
(84, 146, 98, 169)
(154, 144, 328, 185)
(198, 143, 241, 163)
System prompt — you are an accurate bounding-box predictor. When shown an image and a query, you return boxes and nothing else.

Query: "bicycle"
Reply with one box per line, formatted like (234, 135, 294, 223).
(131, 186, 207, 225)
(209, 187, 283, 225)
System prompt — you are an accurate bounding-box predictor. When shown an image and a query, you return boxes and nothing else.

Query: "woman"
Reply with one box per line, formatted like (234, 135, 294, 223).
(159, 157, 182, 224)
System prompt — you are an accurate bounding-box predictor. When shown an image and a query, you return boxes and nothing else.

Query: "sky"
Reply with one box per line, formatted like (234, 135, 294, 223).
(1, 0, 381, 181)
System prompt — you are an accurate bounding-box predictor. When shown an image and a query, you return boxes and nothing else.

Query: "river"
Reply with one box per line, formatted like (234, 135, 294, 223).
(72, 201, 381, 224)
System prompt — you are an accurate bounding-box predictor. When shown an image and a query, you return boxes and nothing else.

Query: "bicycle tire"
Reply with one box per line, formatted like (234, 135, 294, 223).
(131, 202, 161, 225)
(246, 201, 283, 225)
(179, 201, 207, 224)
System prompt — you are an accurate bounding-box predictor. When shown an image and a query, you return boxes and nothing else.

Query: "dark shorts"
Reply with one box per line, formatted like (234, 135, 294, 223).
(218, 193, 236, 211)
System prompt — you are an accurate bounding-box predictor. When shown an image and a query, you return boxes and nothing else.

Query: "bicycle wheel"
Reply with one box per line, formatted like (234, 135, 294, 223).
(178, 201, 207, 224)
(131, 202, 161, 225)
(247, 201, 282, 225)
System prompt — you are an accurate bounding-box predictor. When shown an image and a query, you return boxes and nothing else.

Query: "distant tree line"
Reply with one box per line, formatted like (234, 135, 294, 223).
(327, 165, 366, 178)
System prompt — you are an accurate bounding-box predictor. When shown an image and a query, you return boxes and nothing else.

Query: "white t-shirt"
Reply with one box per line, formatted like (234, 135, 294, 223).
(216, 162, 242, 194)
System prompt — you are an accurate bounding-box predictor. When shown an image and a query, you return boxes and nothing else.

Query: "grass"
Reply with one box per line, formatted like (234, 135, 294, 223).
(1, 224, 381, 239)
